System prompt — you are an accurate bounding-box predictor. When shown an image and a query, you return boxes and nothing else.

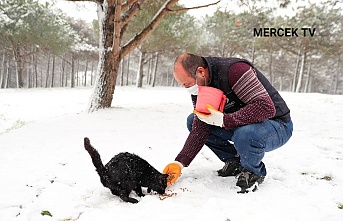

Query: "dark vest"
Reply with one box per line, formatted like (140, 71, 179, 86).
(192, 57, 291, 122)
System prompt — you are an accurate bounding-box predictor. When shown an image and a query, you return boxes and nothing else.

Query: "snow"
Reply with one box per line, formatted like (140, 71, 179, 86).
(0, 86, 342, 221)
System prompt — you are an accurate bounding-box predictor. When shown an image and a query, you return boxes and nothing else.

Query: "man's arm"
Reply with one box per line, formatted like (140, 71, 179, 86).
(175, 116, 210, 167)
(163, 117, 209, 185)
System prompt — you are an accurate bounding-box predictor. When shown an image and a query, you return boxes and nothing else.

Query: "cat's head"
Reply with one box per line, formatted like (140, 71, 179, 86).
(147, 174, 168, 194)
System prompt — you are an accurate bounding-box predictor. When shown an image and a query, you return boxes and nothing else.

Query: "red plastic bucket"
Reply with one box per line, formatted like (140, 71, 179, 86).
(195, 86, 226, 114)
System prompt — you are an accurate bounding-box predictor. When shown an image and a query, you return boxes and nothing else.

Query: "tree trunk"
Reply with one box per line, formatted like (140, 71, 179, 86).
(88, 0, 125, 107)
(251, 41, 255, 63)
(89, 53, 119, 110)
(278, 76, 283, 91)
(33, 53, 38, 88)
(4, 59, 10, 88)
(65, 62, 68, 87)
(14, 48, 21, 88)
(40, 67, 43, 87)
(120, 58, 124, 86)
(151, 52, 159, 87)
(167, 69, 170, 86)
(84, 58, 89, 86)
(61, 57, 65, 87)
(147, 54, 152, 85)
(126, 52, 130, 86)
(71, 54, 76, 88)
(88, 2, 119, 111)
(333, 73, 338, 94)
(333, 56, 341, 94)
(220, 43, 225, 57)
(76, 59, 80, 86)
(304, 62, 311, 93)
(136, 50, 146, 88)
(27, 59, 31, 88)
(292, 51, 301, 92)
(171, 74, 176, 87)
(0, 52, 5, 88)
(14, 50, 19, 88)
(51, 55, 55, 87)
(309, 75, 313, 93)
(90, 60, 95, 86)
(295, 51, 306, 93)
(45, 54, 50, 88)
(268, 47, 273, 85)
(63, 57, 68, 87)
(1, 54, 9, 89)
(160, 72, 164, 86)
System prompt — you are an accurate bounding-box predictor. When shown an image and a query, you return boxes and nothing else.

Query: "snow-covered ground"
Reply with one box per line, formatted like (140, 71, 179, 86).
(0, 86, 342, 221)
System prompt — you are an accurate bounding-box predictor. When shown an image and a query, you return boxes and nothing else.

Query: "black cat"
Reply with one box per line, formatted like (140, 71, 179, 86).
(84, 137, 168, 203)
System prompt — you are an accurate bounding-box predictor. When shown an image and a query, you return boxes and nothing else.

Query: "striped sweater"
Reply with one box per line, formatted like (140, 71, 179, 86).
(175, 62, 276, 167)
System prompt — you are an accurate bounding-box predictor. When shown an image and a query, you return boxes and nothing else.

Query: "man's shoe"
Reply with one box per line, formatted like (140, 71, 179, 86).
(217, 161, 241, 177)
(236, 169, 265, 193)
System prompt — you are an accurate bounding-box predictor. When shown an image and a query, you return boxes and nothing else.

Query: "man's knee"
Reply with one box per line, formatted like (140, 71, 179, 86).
(232, 124, 264, 149)
(187, 113, 194, 132)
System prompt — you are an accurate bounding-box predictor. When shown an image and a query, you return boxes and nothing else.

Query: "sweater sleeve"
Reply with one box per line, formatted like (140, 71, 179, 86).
(223, 62, 276, 130)
(175, 116, 210, 167)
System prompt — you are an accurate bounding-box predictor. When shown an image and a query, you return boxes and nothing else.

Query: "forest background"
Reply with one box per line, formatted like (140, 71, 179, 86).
(0, 0, 342, 95)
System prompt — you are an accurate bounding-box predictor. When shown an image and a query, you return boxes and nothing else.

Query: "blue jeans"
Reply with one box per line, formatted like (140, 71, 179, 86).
(187, 114, 293, 176)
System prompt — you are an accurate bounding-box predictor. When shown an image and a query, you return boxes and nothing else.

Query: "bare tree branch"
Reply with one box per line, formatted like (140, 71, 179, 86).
(119, 0, 221, 59)
(121, 0, 139, 11)
(66, 0, 102, 4)
(120, 0, 178, 59)
(120, 0, 146, 28)
(168, 0, 221, 14)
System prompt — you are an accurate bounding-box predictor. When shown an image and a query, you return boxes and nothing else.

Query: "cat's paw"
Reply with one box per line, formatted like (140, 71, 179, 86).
(128, 198, 139, 203)
(137, 192, 145, 197)
(120, 195, 139, 204)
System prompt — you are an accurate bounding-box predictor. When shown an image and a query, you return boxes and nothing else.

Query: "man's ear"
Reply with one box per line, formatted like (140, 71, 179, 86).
(197, 67, 206, 78)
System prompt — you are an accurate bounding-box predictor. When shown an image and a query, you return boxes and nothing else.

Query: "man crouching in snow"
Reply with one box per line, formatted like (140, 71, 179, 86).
(163, 53, 293, 193)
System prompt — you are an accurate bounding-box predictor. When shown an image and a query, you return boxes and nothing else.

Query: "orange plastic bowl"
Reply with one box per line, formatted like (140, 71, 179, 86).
(195, 86, 226, 114)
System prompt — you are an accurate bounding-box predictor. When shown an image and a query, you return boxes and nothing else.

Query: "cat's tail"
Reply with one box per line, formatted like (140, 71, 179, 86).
(84, 137, 110, 187)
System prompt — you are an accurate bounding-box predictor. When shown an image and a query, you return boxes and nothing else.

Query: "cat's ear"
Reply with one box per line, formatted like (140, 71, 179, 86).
(158, 174, 169, 185)
(162, 174, 169, 179)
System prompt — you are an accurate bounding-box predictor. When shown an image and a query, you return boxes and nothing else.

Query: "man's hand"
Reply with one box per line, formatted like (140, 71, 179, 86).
(194, 104, 224, 127)
(163, 161, 183, 186)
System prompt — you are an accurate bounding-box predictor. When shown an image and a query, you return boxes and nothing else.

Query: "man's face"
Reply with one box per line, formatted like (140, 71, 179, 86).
(173, 64, 196, 88)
